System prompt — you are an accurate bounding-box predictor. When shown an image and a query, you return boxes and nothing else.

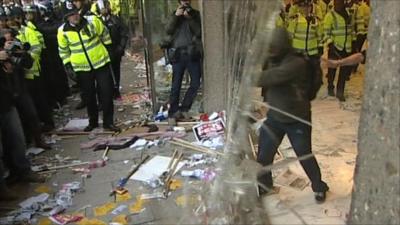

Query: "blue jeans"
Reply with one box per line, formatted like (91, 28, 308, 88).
(0, 107, 31, 185)
(168, 56, 202, 116)
(257, 117, 328, 192)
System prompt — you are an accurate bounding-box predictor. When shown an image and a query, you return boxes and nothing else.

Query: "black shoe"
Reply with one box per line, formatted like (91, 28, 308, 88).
(84, 124, 99, 132)
(75, 101, 86, 110)
(103, 124, 121, 132)
(336, 94, 346, 102)
(328, 88, 335, 96)
(314, 191, 327, 204)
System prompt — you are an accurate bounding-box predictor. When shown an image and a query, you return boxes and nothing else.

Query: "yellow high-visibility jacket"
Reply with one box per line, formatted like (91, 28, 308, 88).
(57, 15, 112, 72)
(355, 1, 370, 35)
(287, 13, 323, 56)
(90, 0, 120, 16)
(109, 0, 120, 15)
(323, 10, 355, 53)
(17, 21, 45, 79)
(317, 0, 333, 18)
(275, 12, 286, 29)
(17, 21, 46, 80)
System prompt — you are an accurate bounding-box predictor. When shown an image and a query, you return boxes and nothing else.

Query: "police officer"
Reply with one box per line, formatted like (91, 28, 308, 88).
(19, 4, 55, 131)
(57, 0, 120, 132)
(287, 0, 323, 82)
(94, 0, 128, 99)
(323, 0, 355, 101)
(37, 1, 70, 108)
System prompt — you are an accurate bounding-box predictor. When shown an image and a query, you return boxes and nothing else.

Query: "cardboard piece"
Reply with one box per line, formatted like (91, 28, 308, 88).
(274, 169, 310, 191)
(130, 156, 185, 182)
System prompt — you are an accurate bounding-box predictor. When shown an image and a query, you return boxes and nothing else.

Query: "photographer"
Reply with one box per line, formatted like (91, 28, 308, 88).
(163, 0, 202, 126)
(0, 45, 45, 201)
(2, 32, 51, 149)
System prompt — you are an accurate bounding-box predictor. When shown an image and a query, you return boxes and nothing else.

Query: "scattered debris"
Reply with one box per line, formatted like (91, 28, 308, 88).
(274, 169, 310, 191)
(93, 202, 117, 217)
(49, 214, 83, 225)
(26, 147, 45, 156)
(192, 118, 225, 142)
(130, 155, 185, 183)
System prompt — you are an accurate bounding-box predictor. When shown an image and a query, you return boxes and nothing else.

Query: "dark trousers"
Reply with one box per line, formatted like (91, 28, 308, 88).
(42, 58, 70, 107)
(352, 34, 367, 72)
(169, 56, 202, 116)
(14, 91, 42, 144)
(257, 117, 329, 192)
(0, 107, 31, 185)
(111, 56, 122, 97)
(78, 65, 114, 127)
(326, 46, 352, 97)
(26, 77, 54, 127)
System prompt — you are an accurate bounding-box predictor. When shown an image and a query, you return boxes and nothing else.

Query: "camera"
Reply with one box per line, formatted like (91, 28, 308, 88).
(182, 5, 192, 13)
(1, 39, 30, 66)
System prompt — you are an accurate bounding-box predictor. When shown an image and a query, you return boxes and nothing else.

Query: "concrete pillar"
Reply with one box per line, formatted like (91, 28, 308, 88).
(348, 1, 400, 224)
(200, 0, 227, 113)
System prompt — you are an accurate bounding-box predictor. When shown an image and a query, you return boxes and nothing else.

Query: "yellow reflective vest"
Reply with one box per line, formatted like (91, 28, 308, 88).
(287, 13, 323, 56)
(355, 2, 370, 35)
(57, 15, 112, 72)
(275, 11, 286, 29)
(17, 21, 45, 79)
(323, 10, 355, 53)
(317, 0, 333, 18)
(90, 0, 120, 16)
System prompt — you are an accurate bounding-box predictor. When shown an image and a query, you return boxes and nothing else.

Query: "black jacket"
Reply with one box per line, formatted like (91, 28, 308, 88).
(164, 8, 202, 50)
(0, 52, 33, 113)
(102, 15, 129, 57)
(258, 29, 311, 123)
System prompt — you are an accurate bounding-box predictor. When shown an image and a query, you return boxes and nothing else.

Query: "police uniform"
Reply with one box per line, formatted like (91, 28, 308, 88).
(18, 5, 55, 130)
(323, 2, 355, 101)
(57, 0, 120, 132)
(93, 0, 128, 98)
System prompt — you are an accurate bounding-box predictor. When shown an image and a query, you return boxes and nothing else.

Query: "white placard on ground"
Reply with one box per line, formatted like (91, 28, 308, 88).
(130, 155, 185, 182)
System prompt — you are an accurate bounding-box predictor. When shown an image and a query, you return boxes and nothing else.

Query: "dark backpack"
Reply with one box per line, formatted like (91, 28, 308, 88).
(304, 55, 323, 100)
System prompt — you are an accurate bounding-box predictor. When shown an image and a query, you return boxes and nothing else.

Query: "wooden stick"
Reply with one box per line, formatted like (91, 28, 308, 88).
(172, 138, 224, 156)
(167, 149, 178, 170)
(47, 162, 90, 170)
(248, 134, 257, 160)
(48, 131, 115, 135)
(102, 146, 110, 160)
(148, 121, 199, 126)
(169, 140, 224, 156)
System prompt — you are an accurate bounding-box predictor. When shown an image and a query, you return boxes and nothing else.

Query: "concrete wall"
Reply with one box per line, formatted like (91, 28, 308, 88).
(200, 0, 227, 113)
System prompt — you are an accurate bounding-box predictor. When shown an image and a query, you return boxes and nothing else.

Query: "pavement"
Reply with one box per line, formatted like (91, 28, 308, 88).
(0, 51, 365, 225)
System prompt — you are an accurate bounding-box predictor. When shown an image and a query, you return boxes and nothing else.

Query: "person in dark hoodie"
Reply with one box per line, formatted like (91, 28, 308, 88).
(256, 28, 329, 203)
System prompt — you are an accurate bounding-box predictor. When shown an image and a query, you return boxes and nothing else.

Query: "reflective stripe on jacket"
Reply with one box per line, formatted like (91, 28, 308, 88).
(57, 15, 112, 72)
(288, 13, 322, 56)
(17, 22, 45, 79)
(323, 10, 354, 53)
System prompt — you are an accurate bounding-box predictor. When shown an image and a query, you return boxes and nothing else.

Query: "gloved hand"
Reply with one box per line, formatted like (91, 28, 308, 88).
(65, 63, 77, 82)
